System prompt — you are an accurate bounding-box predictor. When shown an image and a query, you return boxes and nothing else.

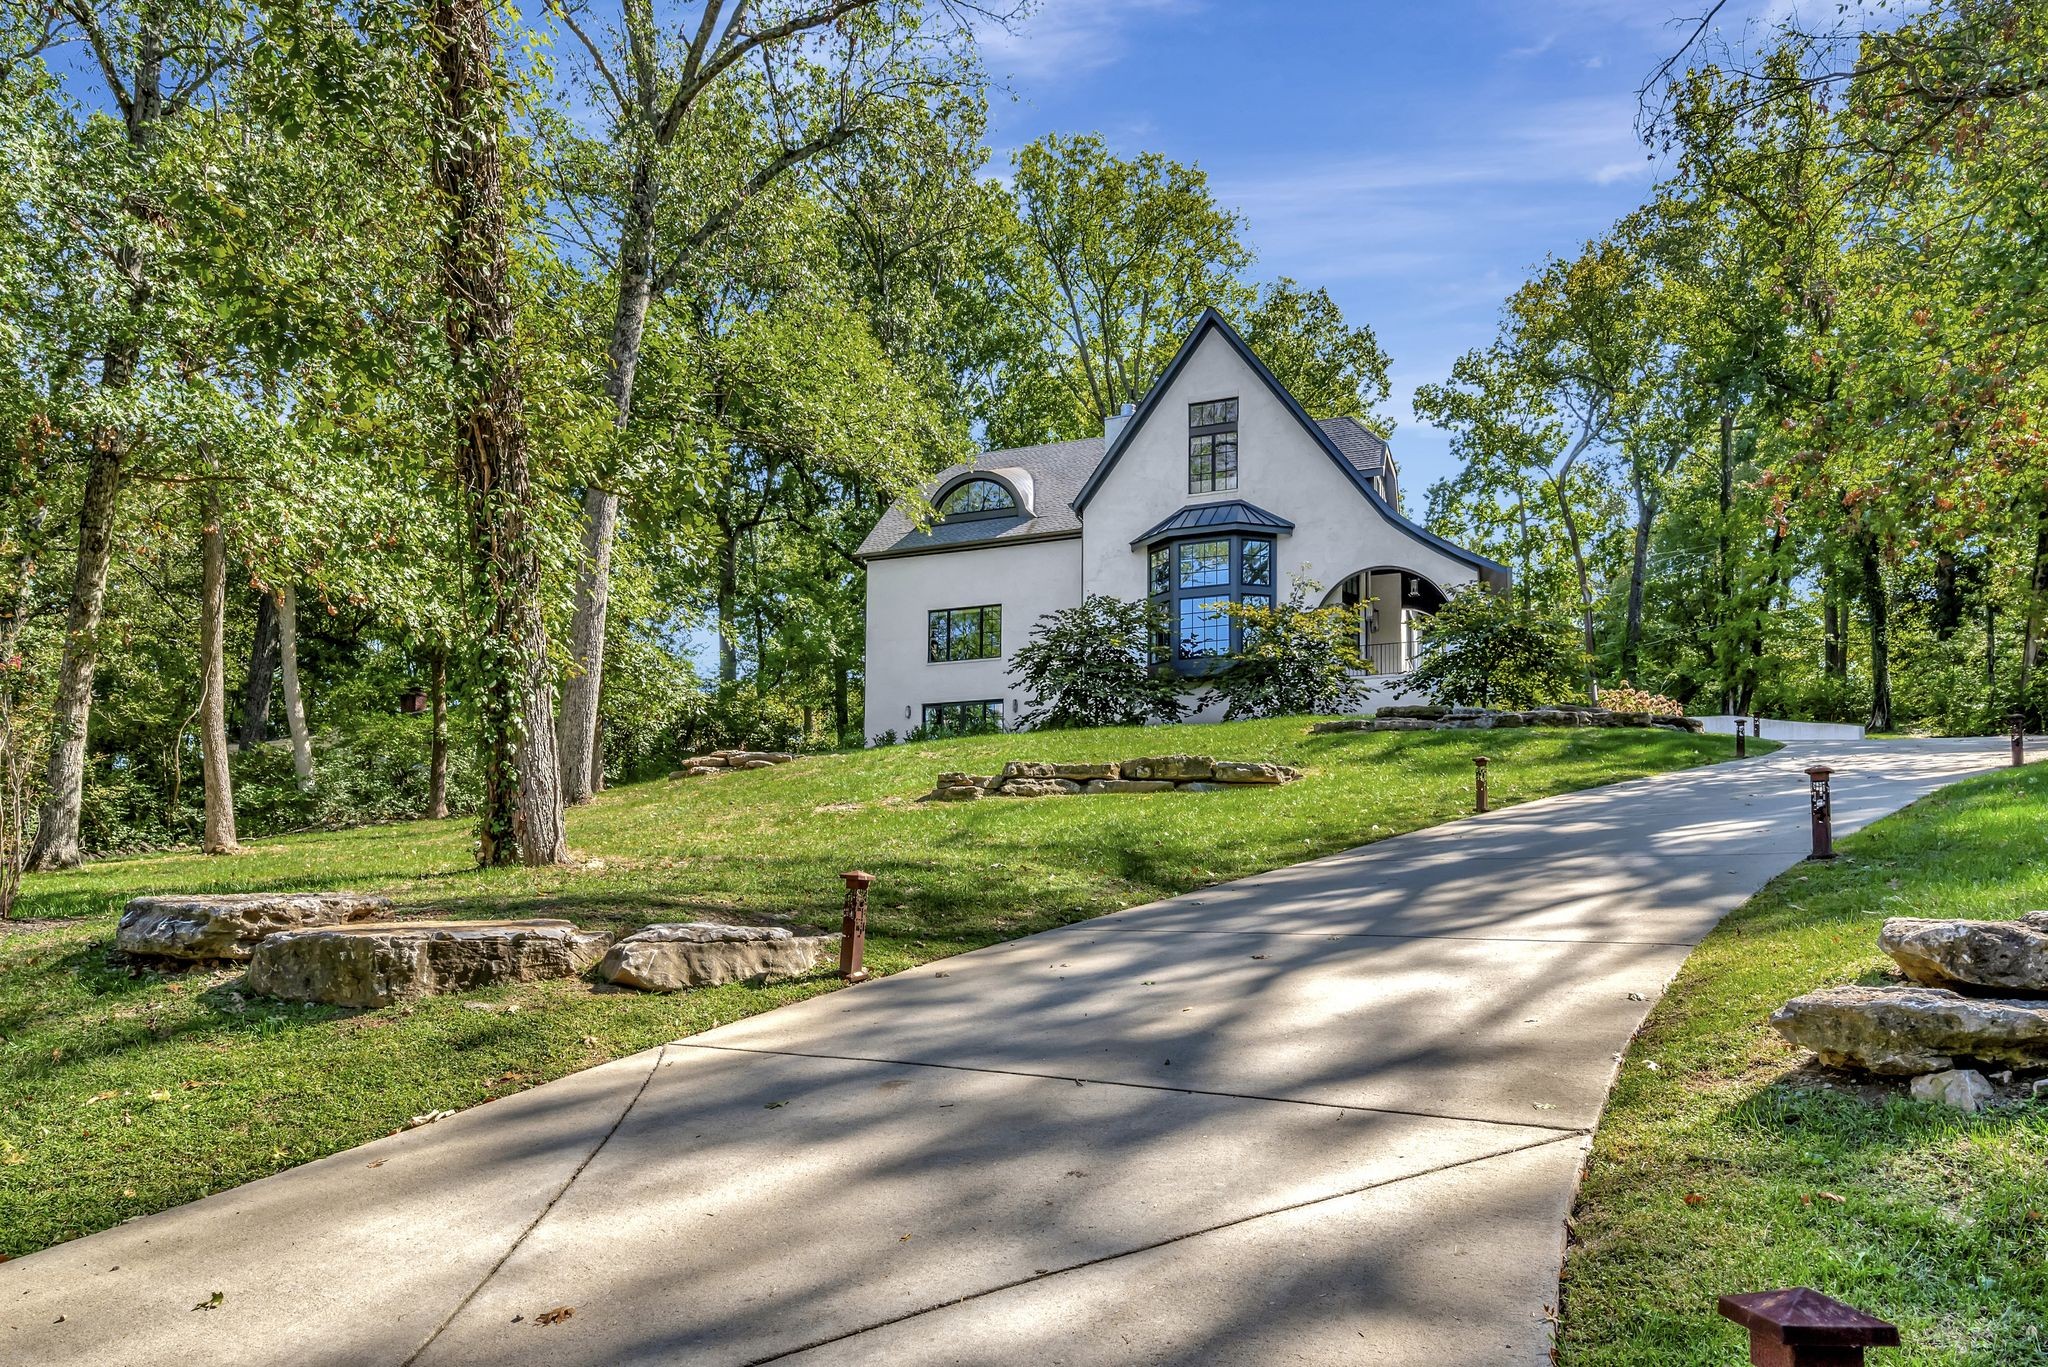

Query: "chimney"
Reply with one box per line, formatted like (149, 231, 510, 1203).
(1103, 401, 1136, 449)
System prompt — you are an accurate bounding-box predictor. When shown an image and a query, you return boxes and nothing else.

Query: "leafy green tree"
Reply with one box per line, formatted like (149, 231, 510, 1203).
(1008, 596, 1187, 730)
(1398, 588, 1585, 710)
(1239, 278, 1394, 433)
(1211, 576, 1367, 719)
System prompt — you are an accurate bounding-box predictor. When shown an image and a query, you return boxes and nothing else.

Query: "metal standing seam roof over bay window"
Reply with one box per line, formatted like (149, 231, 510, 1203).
(1129, 499, 1295, 548)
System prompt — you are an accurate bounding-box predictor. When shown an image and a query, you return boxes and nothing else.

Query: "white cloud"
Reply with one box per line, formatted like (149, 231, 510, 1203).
(976, 0, 1201, 83)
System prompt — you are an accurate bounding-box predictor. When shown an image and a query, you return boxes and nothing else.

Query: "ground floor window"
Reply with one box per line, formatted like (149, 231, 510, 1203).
(1147, 533, 1275, 671)
(921, 699, 1003, 735)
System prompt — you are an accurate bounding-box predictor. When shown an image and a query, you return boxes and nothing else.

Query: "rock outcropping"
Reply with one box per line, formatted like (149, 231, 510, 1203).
(247, 919, 610, 1008)
(668, 750, 798, 779)
(598, 923, 839, 992)
(1309, 705, 1705, 735)
(117, 892, 393, 961)
(1769, 983, 2048, 1075)
(1880, 913, 2048, 994)
(922, 755, 1301, 801)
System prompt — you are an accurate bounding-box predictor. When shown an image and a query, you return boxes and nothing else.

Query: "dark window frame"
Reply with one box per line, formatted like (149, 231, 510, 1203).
(1188, 397, 1240, 494)
(1146, 531, 1276, 674)
(936, 477, 1019, 522)
(927, 604, 1003, 663)
(921, 699, 1004, 735)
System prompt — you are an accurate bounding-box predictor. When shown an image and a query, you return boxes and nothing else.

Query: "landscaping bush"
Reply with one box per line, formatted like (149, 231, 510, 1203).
(1400, 587, 1585, 709)
(1008, 595, 1188, 729)
(1598, 681, 1684, 717)
(1213, 576, 1368, 719)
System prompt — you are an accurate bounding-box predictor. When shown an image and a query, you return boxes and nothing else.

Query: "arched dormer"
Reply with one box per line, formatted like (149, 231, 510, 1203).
(933, 467, 1034, 522)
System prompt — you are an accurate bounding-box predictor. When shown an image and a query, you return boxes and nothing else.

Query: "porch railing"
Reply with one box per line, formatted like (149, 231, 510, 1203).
(1365, 641, 1411, 676)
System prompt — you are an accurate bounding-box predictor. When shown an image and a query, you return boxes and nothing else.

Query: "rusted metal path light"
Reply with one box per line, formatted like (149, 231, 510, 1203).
(1718, 1288, 1899, 1366)
(2011, 710, 2027, 768)
(1472, 755, 1489, 814)
(838, 871, 873, 983)
(1736, 717, 1748, 758)
(1805, 765, 1836, 861)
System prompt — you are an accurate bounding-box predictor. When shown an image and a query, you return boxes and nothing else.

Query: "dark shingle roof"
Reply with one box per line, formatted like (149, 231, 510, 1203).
(855, 437, 1102, 560)
(1129, 499, 1294, 548)
(1315, 416, 1392, 475)
(857, 415, 1397, 560)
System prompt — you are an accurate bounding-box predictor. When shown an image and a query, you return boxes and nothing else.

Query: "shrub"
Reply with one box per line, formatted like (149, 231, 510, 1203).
(1400, 587, 1585, 709)
(1008, 595, 1188, 730)
(1212, 576, 1368, 719)
(1599, 681, 1684, 717)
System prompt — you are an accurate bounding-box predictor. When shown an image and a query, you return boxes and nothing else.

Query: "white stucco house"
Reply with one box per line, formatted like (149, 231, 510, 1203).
(855, 309, 1508, 741)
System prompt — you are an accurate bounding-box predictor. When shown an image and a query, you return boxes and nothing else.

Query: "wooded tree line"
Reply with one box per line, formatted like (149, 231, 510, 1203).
(1420, 0, 2048, 734)
(0, 0, 1394, 879)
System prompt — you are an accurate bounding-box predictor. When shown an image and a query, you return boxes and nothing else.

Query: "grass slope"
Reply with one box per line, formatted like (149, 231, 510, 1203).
(2, 717, 1738, 1257)
(1558, 763, 2048, 1365)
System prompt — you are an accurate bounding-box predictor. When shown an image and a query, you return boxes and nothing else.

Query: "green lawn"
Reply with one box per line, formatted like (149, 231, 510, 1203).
(1559, 763, 2048, 1365)
(1, 717, 1740, 1258)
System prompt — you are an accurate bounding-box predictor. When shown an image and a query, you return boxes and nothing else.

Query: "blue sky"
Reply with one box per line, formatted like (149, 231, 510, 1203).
(972, 0, 1800, 500)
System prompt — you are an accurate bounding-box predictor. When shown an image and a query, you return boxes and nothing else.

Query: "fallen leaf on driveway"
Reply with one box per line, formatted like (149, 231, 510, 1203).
(535, 1306, 574, 1326)
(193, 1291, 224, 1311)
(406, 1110, 456, 1129)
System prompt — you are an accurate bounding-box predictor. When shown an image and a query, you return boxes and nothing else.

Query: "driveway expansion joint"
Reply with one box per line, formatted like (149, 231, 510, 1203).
(742, 1130, 1589, 1366)
(673, 1040, 1593, 1135)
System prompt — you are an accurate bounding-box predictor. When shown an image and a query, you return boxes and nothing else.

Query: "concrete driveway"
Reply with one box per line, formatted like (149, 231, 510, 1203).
(1, 738, 2018, 1365)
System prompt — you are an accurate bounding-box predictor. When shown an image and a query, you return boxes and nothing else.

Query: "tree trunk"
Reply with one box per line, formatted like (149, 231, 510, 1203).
(1622, 495, 1654, 680)
(238, 590, 280, 745)
(1932, 549, 1960, 642)
(430, 0, 567, 867)
(717, 534, 740, 685)
(428, 644, 449, 819)
(1823, 567, 1848, 678)
(25, 439, 125, 871)
(2020, 511, 2048, 716)
(558, 158, 657, 805)
(589, 711, 604, 793)
(1860, 532, 1892, 733)
(26, 22, 166, 871)
(278, 586, 314, 786)
(831, 661, 851, 746)
(199, 496, 238, 855)
(1715, 410, 1736, 714)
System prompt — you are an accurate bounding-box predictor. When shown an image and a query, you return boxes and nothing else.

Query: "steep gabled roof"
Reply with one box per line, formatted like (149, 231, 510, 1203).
(1072, 308, 1503, 581)
(1316, 415, 1392, 476)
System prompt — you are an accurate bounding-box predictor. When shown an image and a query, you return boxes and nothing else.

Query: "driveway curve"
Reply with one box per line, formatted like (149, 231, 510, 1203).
(1, 738, 2017, 1365)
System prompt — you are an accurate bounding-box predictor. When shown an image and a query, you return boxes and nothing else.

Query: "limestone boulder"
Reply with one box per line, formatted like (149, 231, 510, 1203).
(1210, 761, 1300, 785)
(1050, 761, 1119, 781)
(937, 772, 997, 790)
(1909, 1068, 1994, 1112)
(1375, 705, 1446, 720)
(247, 919, 610, 1008)
(599, 923, 838, 992)
(1770, 983, 2048, 1075)
(681, 755, 731, 768)
(1120, 755, 1214, 782)
(1000, 761, 1056, 780)
(1880, 913, 2048, 994)
(117, 892, 393, 962)
(996, 778, 1081, 797)
(1370, 718, 1438, 731)
(729, 751, 795, 765)
(1082, 779, 1175, 794)
(1177, 781, 1227, 792)
(931, 785, 985, 802)
(1306, 718, 1371, 734)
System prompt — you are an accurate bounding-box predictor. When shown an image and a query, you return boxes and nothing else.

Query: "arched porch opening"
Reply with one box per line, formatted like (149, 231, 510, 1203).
(1319, 567, 1450, 677)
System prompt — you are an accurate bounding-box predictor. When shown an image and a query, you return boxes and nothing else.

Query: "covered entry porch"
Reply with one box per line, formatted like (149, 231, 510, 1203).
(1320, 566, 1449, 681)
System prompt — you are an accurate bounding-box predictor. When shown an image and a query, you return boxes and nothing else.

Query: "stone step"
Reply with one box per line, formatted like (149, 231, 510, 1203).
(117, 893, 394, 962)
(247, 919, 610, 1008)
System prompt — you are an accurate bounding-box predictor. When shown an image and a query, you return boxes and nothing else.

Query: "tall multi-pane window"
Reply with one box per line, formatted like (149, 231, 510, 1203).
(1188, 398, 1239, 493)
(1147, 533, 1275, 670)
(927, 605, 1002, 662)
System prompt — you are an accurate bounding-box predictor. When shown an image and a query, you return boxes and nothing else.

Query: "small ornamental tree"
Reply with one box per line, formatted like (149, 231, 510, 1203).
(1399, 586, 1584, 709)
(1009, 596, 1188, 730)
(1213, 576, 1368, 719)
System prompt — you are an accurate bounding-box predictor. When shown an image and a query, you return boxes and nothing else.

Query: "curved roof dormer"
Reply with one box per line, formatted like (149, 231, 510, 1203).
(933, 466, 1034, 522)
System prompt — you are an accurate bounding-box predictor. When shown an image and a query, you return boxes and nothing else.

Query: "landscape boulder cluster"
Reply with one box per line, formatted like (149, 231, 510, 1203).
(668, 749, 797, 779)
(115, 895, 832, 1007)
(1772, 912, 2048, 1110)
(922, 756, 1301, 802)
(1311, 704, 1706, 734)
